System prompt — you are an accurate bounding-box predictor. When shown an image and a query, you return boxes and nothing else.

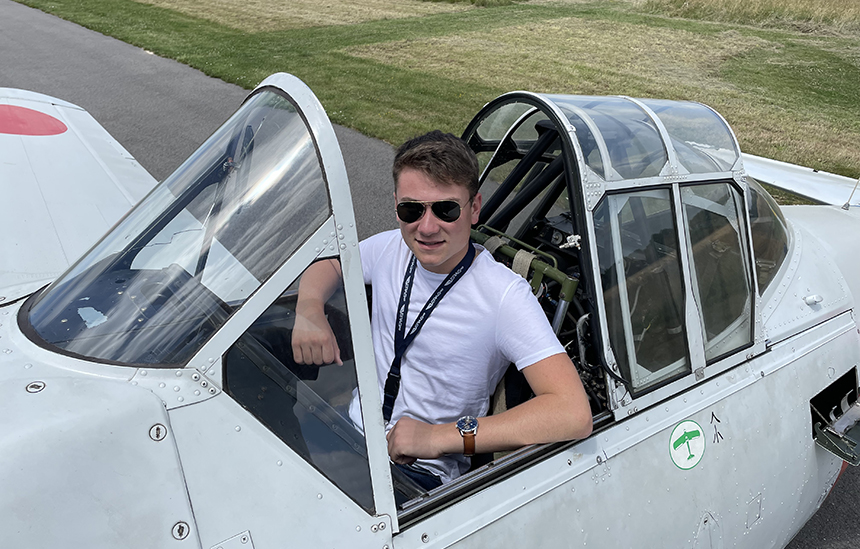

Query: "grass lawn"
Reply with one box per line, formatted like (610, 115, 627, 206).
(15, 0, 860, 183)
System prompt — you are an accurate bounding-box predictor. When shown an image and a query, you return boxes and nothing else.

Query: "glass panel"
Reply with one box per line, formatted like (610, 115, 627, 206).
(594, 189, 689, 393)
(681, 183, 752, 361)
(474, 101, 536, 143)
(547, 95, 667, 180)
(747, 178, 789, 294)
(224, 262, 374, 513)
(27, 90, 331, 366)
(479, 110, 563, 234)
(641, 99, 739, 173)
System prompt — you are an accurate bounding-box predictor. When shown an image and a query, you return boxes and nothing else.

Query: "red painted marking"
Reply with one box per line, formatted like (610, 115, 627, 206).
(0, 105, 67, 136)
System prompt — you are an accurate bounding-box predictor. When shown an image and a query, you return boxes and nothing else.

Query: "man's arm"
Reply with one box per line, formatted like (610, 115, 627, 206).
(291, 259, 344, 365)
(386, 352, 593, 464)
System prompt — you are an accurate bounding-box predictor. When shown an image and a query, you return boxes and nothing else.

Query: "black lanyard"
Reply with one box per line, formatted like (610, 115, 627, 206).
(381, 241, 476, 422)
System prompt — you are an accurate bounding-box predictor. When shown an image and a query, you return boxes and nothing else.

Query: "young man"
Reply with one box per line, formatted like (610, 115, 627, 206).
(292, 131, 592, 489)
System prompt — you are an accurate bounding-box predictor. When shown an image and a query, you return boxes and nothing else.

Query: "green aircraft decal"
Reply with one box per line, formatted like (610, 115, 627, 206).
(673, 428, 702, 460)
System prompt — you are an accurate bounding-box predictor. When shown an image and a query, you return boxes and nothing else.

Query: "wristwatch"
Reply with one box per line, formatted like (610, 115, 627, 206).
(456, 416, 479, 457)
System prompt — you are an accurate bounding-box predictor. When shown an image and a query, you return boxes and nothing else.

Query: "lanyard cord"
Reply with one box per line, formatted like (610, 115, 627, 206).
(381, 241, 476, 422)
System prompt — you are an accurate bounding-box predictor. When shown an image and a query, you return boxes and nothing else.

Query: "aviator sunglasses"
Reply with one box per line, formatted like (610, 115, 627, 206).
(396, 199, 467, 224)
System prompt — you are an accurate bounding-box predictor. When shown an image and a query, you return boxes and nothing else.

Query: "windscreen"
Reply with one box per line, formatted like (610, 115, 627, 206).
(26, 89, 331, 366)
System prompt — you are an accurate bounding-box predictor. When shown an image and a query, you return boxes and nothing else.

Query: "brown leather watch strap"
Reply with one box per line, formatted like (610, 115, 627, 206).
(463, 432, 476, 457)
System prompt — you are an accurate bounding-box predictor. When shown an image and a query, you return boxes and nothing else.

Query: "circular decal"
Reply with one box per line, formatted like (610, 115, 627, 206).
(0, 105, 68, 136)
(669, 420, 705, 470)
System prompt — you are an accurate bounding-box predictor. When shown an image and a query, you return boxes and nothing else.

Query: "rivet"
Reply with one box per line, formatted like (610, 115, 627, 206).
(378, 522, 385, 531)
(159, 382, 166, 388)
(201, 380, 208, 388)
(194, 390, 200, 396)
(208, 387, 217, 394)
(177, 396, 184, 402)
(24, 363, 32, 369)
(235, 426, 241, 432)
(192, 373, 200, 381)
(356, 526, 361, 532)
(173, 386, 180, 392)
(208, 357, 215, 363)
(241, 535, 249, 544)
(140, 370, 147, 376)
(277, 460, 283, 466)
(422, 533, 430, 543)
(371, 525, 379, 533)
(175, 370, 183, 377)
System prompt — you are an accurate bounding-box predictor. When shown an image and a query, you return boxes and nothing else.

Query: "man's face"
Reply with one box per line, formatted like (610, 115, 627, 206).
(395, 168, 481, 274)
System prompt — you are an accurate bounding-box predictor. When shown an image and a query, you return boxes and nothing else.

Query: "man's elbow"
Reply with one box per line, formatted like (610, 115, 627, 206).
(566, 398, 593, 440)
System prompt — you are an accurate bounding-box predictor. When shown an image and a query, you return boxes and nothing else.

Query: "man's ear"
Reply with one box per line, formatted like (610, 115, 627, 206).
(470, 192, 482, 225)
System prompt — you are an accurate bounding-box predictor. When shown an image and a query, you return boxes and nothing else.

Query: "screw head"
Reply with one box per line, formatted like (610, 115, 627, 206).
(149, 424, 168, 441)
(26, 381, 46, 393)
(171, 521, 190, 540)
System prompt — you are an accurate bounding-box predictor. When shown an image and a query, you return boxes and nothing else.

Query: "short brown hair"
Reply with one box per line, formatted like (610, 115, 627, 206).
(392, 130, 479, 198)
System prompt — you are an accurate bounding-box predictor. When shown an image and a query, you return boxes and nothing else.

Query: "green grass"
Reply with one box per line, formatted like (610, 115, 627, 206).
(14, 0, 860, 183)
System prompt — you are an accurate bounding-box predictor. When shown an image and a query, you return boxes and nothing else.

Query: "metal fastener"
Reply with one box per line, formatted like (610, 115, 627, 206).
(421, 533, 430, 543)
(172, 521, 190, 540)
(150, 424, 167, 441)
(26, 381, 46, 393)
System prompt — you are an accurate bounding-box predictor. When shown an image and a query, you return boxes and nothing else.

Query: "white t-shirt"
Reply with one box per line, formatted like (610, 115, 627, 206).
(349, 230, 565, 482)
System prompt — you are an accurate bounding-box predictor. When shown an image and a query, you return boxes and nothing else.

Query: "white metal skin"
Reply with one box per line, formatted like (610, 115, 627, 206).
(2, 75, 860, 549)
(0, 89, 157, 302)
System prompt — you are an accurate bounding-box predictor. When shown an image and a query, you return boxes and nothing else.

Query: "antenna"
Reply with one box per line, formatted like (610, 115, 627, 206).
(843, 177, 860, 210)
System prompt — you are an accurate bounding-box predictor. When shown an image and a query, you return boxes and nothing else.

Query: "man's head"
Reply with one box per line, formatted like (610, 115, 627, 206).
(392, 131, 482, 274)
(392, 130, 480, 199)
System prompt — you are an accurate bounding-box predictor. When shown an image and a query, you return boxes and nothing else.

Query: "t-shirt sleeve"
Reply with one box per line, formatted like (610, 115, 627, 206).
(358, 231, 395, 285)
(496, 277, 566, 371)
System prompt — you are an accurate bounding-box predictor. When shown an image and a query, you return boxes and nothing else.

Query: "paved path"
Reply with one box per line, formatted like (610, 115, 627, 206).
(0, 2, 855, 546)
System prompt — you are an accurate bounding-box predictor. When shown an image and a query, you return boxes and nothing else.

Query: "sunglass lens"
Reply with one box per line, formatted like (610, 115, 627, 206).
(397, 202, 425, 223)
(431, 201, 462, 223)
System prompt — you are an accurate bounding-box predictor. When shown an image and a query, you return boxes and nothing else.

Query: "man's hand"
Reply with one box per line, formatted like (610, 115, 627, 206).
(291, 259, 344, 366)
(291, 305, 342, 365)
(386, 417, 447, 465)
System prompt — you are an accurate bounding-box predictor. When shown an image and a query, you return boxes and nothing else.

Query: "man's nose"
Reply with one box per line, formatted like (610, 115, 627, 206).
(416, 207, 442, 234)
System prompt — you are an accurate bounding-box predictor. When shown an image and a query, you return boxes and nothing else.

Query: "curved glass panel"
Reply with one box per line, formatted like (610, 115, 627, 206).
(474, 101, 536, 144)
(594, 189, 689, 394)
(478, 109, 564, 234)
(546, 95, 666, 180)
(27, 90, 331, 366)
(747, 178, 789, 294)
(641, 99, 739, 173)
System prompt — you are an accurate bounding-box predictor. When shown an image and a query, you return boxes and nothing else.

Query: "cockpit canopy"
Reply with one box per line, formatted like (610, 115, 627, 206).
(25, 89, 331, 366)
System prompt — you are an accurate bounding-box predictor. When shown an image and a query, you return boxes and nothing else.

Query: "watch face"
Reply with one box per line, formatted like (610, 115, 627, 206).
(457, 416, 478, 432)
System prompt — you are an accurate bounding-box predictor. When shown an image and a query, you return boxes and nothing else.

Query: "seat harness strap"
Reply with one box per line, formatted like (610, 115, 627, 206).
(382, 241, 476, 422)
